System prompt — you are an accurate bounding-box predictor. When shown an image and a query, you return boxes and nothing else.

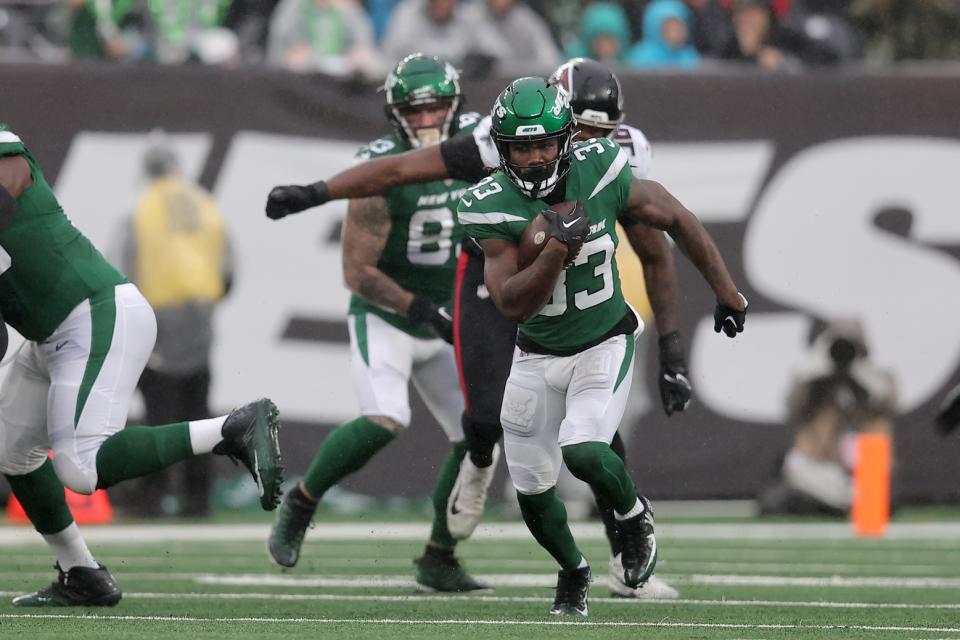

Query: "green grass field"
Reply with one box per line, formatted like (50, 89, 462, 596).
(1, 512, 959, 639)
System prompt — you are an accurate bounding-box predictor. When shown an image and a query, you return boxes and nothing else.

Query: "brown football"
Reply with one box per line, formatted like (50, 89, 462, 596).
(517, 201, 580, 270)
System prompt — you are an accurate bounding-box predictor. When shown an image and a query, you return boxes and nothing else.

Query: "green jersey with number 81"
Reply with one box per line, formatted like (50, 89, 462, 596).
(347, 112, 481, 337)
(0, 125, 127, 341)
(458, 136, 632, 352)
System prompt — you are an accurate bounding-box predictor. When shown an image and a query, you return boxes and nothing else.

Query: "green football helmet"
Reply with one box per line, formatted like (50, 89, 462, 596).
(491, 76, 574, 199)
(384, 53, 463, 148)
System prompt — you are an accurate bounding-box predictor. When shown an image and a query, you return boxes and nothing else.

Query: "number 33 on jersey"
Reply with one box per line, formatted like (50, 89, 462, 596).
(457, 137, 633, 353)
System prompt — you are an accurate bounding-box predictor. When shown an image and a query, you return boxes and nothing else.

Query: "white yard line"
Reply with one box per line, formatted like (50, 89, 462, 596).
(1, 613, 959, 633)
(5, 558, 956, 574)
(663, 561, 958, 574)
(193, 572, 960, 589)
(2, 590, 957, 610)
(683, 574, 960, 589)
(2, 522, 960, 545)
(5, 571, 958, 589)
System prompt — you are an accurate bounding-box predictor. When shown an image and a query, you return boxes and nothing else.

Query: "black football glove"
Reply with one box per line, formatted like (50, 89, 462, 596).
(714, 292, 748, 338)
(658, 331, 692, 416)
(408, 296, 454, 344)
(541, 202, 589, 265)
(265, 180, 330, 220)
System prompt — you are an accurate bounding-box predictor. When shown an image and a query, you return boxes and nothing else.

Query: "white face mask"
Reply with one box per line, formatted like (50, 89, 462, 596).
(395, 102, 455, 149)
(508, 163, 562, 198)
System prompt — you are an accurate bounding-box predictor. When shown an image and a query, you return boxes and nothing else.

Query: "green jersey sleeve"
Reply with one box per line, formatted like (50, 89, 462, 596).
(0, 125, 27, 158)
(457, 173, 540, 243)
(568, 137, 633, 207)
(353, 135, 402, 164)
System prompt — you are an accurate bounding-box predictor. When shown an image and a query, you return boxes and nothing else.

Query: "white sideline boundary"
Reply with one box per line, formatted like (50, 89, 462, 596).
(2, 613, 960, 633)
(2, 521, 960, 545)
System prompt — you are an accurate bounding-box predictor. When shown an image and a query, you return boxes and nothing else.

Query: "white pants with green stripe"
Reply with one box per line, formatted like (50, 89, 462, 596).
(500, 332, 635, 495)
(0, 284, 156, 492)
(348, 312, 464, 441)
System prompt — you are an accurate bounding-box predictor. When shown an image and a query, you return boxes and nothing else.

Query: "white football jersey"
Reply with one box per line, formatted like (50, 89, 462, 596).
(472, 115, 654, 180)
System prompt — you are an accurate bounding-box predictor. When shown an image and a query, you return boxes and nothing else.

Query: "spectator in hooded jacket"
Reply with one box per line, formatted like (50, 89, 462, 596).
(627, 0, 701, 69)
(562, 2, 634, 65)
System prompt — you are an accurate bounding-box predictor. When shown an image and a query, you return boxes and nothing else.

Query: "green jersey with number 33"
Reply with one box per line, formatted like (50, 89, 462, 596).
(0, 125, 127, 341)
(347, 112, 481, 337)
(458, 136, 632, 352)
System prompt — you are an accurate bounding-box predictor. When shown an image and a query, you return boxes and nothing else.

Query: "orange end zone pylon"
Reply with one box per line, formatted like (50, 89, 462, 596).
(7, 488, 113, 525)
(851, 433, 891, 537)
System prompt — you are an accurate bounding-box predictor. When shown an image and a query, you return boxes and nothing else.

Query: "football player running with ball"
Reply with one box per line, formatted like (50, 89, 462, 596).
(268, 54, 489, 592)
(0, 125, 283, 607)
(456, 77, 747, 616)
(267, 58, 693, 600)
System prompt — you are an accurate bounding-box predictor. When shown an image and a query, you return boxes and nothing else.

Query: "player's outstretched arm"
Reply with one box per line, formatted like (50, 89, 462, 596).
(623, 223, 692, 415)
(342, 196, 452, 341)
(623, 224, 680, 336)
(623, 178, 747, 337)
(479, 237, 566, 323)
(265, 145, 449, 220)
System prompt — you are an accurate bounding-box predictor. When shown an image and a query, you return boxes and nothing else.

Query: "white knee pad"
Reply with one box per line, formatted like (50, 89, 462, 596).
(52, 452, 98, 495)
(501, 383, 540, 436)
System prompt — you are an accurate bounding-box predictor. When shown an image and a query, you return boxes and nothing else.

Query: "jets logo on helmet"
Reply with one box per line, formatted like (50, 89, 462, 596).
(548, 58, 625, 135)
(517, 125, 546, 135)
(550, 87, 569, 116)
(384, 53, 464, 148)
(491, 77, 574, 199)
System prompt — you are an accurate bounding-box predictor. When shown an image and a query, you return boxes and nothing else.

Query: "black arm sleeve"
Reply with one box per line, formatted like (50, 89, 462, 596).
(440, 135, 490, 184)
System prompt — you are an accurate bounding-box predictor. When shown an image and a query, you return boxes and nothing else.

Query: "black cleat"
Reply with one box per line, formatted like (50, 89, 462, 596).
(268, 485, 317, 568)
(617, 496, 657, 589)
(214, 398, 283, 510)
(414, 547, 491, 592)
(550, 565, 591, 616)
(13, 563, 121, 607)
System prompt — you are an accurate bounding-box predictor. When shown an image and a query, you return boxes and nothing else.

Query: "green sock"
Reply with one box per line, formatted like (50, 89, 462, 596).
(517, 487, 583, 570)
(95, 423, 193, 489)
(5, 458, 73, 535)
(429, 441, 468, 548)
(302, 417, 395, 500)
(562, 441, 637, 514)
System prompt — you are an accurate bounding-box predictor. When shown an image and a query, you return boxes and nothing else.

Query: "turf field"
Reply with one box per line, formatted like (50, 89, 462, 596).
(1, 513, 959, 640)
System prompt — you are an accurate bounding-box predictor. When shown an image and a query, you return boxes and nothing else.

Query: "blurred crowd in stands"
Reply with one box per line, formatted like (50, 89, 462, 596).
(1, 0, 959, 77)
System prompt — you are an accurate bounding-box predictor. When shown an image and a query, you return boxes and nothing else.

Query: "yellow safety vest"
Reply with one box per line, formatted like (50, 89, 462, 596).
(133, 176, 226, 308)
(615, 223, 653, 323)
